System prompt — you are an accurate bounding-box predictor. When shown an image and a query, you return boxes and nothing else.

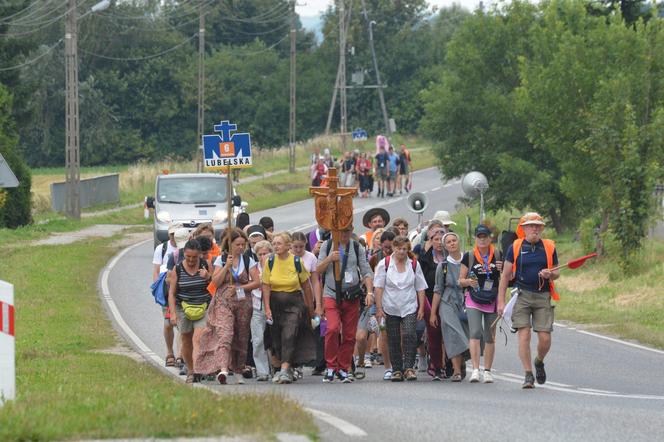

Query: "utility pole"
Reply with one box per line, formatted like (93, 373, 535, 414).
(338, 0, 348, 152)
(288, 0, 296, 173)
(325, 63, 341, 135)
(65, 0, 80, 219)
(196, 0, 205, 172)
(361, 0, 389, 135)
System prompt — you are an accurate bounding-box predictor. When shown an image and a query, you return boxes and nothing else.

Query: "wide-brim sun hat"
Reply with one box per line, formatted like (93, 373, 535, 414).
(363, 207, 390, 229)
(516, 212, 545, 239)
(174, 227, 190, 249)
(432, 210, 456, 226)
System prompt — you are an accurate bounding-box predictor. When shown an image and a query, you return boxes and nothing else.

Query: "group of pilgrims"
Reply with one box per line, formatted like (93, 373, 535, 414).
(152, 206, 559, 390)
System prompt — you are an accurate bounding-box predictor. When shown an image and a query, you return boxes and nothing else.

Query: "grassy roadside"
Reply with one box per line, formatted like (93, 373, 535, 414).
(0, 234, 317, 441)
(450, 206, 664, 349)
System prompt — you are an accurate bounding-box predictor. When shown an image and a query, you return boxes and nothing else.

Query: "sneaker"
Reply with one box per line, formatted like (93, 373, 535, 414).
(383, 369, 392, 381)
(391, 370, 404, 382)
(432, 368, 443, 381)
(237, 377, 245, 385)
(469, 368, 481, 383)
(323, 369, 335, 383)
(523, 371, 535, 389)
(364, 355, 373, 368)
(483, 370, 494, 383)
(354, 368, 366, 380)
(242, 367, 253, 379)
(294, 368, 303, 381)
(337, 369, 353, 383)
(534, 358, 546, 385)
(256, 374, 270, 382)
(179, 364, 188, 376)
(278, 369, 293, 384)
(272, 370, 282, 384)
(217, 371, 228, 385)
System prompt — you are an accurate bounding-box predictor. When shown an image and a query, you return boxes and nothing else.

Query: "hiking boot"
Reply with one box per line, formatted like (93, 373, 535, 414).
(483, 370, 494, 384)
(534, 358, 546, 385)
(469, 368, 481, 383)
(391, 370, 404, 382)
(323, 369, 335, 383)
(523, 371, 535, 389)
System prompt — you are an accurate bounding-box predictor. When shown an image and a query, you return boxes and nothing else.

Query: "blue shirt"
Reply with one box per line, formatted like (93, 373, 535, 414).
(375, 152, 388, 169)
(505, 240, 558, 293)
(388, 153, 399, 172)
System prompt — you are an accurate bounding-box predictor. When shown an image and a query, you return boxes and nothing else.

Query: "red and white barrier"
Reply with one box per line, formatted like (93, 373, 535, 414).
(0, 280, 15, 404)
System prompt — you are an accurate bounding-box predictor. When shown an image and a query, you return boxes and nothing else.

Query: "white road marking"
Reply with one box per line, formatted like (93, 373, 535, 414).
(100, 240, 368, 438)
(555, 323, 664, 356)
(305, 408, 368, 437)
(431, 186, 441, 192)
(579, 388, 618, 394)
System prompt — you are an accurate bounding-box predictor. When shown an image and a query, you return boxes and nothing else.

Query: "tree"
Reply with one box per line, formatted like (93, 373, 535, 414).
(0, 84, 31, 228)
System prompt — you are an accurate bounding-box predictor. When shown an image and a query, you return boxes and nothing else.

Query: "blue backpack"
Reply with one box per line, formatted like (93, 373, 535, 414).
(150, 271, 168, 307)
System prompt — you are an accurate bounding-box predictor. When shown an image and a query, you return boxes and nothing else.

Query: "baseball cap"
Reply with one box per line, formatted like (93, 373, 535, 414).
(475, 224, 491, 237)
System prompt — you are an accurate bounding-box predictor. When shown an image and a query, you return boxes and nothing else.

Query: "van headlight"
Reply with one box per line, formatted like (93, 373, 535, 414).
(213, 210, 226, 223)
(156, 211, 172, 223)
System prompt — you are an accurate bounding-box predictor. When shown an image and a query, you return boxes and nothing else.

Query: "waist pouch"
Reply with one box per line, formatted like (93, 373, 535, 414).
(342, 285, 364, 301)
(181, 301, 208, 321)
(469, 288, 497, 305)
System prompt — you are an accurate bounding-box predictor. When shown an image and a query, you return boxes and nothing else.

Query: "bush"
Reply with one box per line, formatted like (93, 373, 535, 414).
(0, 146, 32, 228)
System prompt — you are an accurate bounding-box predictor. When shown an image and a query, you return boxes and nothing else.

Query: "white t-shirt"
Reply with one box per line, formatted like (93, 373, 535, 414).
(153, 241, 177, 273)
(299, 250, 318, 274)
(213, 254, 257, 275)
(373, 255, 428, 318)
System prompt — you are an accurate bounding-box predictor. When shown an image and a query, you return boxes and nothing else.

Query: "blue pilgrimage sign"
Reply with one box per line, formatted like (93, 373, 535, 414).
(202, 121, 253, 171)
(352, 128, 368, 142)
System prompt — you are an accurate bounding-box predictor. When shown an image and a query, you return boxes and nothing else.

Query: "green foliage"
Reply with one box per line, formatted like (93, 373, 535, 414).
(421, 0, 664, 267)
(0, 83, 32, 228)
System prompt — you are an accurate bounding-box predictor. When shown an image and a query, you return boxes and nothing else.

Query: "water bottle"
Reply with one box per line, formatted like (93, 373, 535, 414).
(311, 315, 321, 329)
(379, 317, 386, 331)
(469, 271, 479, 292)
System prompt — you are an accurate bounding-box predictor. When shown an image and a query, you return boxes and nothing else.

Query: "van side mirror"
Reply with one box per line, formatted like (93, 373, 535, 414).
(232, 195, 242, 207)
(146, 196, 155, 209)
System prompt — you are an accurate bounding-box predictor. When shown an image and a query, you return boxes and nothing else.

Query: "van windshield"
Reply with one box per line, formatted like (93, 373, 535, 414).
(157, 177, 227, 204)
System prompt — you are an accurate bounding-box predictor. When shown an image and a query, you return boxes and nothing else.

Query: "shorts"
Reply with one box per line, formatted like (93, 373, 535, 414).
(387, 171, 397, 182)
(467, 308, 497, 343)
(175, 304, 208, 334)
(357, 305, 377, 331)
(511, 289, 554, 332)
(377, 168, 389, 181)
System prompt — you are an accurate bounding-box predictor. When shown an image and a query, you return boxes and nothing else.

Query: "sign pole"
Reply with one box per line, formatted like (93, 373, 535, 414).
(226, 165, 233, 251)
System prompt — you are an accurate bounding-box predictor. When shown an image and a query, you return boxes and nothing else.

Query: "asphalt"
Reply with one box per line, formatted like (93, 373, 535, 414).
(102, 167, 664, 442)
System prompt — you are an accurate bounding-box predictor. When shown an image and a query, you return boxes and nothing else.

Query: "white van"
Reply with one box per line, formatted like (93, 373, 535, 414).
(146, 173, 245, 246)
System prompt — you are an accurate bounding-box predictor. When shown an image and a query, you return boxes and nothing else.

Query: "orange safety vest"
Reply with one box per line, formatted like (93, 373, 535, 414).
(511, 238, 560, 301)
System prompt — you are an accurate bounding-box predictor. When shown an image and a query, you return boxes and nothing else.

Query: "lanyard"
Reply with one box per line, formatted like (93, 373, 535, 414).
(481, 254, 490, 275)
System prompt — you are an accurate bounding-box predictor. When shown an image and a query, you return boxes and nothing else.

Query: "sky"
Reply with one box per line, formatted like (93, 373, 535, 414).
(295, 0, 484, 16)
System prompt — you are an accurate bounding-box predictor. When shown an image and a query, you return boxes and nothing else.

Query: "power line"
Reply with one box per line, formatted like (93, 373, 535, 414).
(5, 1, 67, 27)
(79, 33, 197, 61)
(0, 0, 64, 25)
(0, 38, 63, 71)
(0, 0, 93, 37)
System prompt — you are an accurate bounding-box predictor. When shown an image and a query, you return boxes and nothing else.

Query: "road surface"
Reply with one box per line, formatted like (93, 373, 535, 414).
(101, 167, 664, 441)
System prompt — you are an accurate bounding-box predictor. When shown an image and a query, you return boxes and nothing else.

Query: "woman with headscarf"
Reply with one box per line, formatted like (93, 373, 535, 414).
(430, 232, 470, 382)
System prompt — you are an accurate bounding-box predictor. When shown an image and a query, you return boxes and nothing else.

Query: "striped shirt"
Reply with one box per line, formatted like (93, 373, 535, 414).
(176, 261, 211, 305)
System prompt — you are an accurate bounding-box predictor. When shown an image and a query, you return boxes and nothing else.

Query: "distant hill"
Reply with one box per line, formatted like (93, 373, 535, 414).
(299, 15, 324, 43)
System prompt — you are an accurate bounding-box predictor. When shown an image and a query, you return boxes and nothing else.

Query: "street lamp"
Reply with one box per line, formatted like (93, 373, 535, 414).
(64, 0, 110, 219)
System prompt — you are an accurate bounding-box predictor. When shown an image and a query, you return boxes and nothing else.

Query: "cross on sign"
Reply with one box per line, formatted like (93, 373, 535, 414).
(213, 121, 238, 141)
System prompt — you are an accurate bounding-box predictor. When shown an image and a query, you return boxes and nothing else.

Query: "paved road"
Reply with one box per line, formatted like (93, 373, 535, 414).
(102, 168, 664, 441)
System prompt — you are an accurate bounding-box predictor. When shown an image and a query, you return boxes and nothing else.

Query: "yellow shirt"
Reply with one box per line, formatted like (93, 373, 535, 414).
(262, 253, 310, 293)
